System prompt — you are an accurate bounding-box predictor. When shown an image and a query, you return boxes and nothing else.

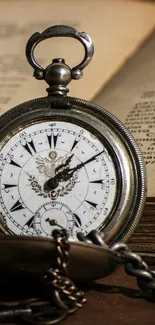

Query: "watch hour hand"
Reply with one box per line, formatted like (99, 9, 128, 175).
(43, 167, 73, 191)
(43, 150, 105, 191)
(43, 176, 59, 191)
(58, 164, 83, 182)
(55, 154, 74, 174)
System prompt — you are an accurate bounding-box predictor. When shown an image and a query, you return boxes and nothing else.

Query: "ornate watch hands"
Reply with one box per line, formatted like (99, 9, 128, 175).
(43, 154, 74, 190)
(43, 153, 74, 191)
(43, 150, 105, 192)
(55, 154, 74, 174)
(43, 164, 76, 192)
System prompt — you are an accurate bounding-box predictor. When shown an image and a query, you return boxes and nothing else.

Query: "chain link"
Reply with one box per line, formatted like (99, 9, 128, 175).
(110, 242, 155, 300)
(1, 229, 155, 324)
(79, 230, 155, 301)
(51, 229, 70, 276)
(44, 229, 86, 312)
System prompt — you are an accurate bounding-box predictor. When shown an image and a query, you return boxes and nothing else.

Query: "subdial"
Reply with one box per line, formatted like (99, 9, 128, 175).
(33, 201, 75, 237)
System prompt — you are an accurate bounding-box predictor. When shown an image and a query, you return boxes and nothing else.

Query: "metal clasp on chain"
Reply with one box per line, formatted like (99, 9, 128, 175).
(110, 242, 155, 301)
(79, 230, 155, 302)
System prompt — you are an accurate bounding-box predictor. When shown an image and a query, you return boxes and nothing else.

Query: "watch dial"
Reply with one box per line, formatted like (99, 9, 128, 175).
(0, 120, 117, 239)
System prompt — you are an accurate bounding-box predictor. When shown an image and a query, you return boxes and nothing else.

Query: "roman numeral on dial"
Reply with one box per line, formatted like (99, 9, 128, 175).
(24, 216, 35, 229)
(53, 134, 58, 148)
(71, 139, 79, 152)
(89, 179, 103, 184)
(3, 184, 17, 189)
(74, 213, 82, 228)
(10, 200, 25, 212)
(9, 160, 21, 168)
(85, 200, 98, 209)
(22, 140, 36, 155)
(47, 134, 58, 149)
(47, 134, 52, 148)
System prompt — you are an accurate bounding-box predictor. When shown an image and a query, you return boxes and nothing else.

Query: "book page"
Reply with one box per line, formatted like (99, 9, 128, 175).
(0, 0, 155, 115)
(94, 29, 155, 198)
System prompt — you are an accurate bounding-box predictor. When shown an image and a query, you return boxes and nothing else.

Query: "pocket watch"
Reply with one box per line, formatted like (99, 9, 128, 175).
(0, 25, 147, 246)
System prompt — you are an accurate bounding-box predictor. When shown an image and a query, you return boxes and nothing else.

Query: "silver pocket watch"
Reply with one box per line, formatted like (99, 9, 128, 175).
(0, 25, 146, 246)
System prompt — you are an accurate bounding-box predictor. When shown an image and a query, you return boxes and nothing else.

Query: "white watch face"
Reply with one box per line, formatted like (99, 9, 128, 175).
(0, 120, 117, 239)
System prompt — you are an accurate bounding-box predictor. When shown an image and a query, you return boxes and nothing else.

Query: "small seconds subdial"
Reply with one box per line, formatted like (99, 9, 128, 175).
(33, 201, 75, 237)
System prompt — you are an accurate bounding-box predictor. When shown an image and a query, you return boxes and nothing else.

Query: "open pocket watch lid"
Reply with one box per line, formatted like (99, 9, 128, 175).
(0, 25, 147, 245)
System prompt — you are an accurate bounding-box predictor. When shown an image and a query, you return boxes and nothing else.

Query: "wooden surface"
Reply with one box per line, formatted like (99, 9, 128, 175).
(128, 203, 155, 263)
(1, 265, 155, 325)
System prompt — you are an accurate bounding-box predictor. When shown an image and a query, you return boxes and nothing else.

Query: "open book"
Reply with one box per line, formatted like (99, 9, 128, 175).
(1, 0, 155, 113)
(94, 29, 155, 199)
(94, 29, 155, 261)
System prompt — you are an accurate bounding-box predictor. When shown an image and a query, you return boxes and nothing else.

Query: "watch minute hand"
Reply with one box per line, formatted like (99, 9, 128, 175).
(81, 149, 105, 166)
(67, 149, 105, 172)
(56, 149, 105, 182)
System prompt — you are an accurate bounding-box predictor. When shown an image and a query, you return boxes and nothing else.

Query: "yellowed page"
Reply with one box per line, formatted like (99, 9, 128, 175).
(0, 0, 155, 114)
(94, 29, 155, 198)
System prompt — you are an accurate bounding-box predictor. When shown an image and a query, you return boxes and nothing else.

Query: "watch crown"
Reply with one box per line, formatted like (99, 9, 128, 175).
(44, 58, 72, 96)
